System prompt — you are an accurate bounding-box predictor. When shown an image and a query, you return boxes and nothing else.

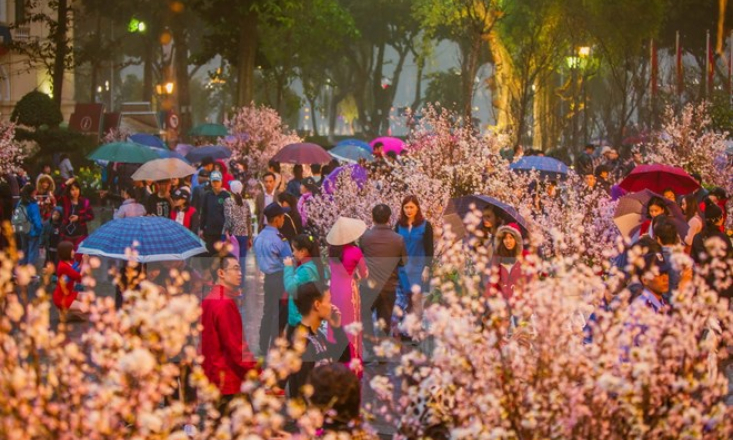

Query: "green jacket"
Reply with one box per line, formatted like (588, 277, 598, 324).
(283, 260, 321, 326)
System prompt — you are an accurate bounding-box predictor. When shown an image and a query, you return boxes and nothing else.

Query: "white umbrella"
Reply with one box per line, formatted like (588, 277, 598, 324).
(131, 158, 197, 181)
(326, 216, 368, 246)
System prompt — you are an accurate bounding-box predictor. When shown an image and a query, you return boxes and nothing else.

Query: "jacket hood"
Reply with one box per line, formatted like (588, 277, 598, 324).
(215, 160, 229, 174)
(493, 224, 523, 256)
(36, 174, 55, 193)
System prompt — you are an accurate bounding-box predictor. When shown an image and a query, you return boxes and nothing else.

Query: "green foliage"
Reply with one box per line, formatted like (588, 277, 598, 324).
(15, 127, 97, 162)
(11, 91, 64, 128)
(424, 70, 464, 112)
(708, 94, 733, 134)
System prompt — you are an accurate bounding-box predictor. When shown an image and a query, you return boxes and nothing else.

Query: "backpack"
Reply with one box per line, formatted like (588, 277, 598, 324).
(11, 204, 31, 234)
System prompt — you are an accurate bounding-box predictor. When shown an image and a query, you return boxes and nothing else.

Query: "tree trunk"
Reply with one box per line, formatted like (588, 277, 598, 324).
(51, 0, 68, 116)
(308, 94, 319, 136)
(411, 52, 424, 111)
(486, 29, 519, 136)
(460, 36, 482, 122)
(172, 23, 192, 137)
(236, 10, 258, 107)
(369, 41, 386, 136)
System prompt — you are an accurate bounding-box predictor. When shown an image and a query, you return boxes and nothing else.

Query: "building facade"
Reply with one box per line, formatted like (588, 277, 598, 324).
(0, 0, 75, 122)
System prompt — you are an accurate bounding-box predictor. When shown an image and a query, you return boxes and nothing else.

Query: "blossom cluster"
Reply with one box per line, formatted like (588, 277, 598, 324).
(223, 103, 302, 173)
(0, 123, 27, 175)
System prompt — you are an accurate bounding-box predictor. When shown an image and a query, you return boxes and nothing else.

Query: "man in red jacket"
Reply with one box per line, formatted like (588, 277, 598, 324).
(201, 254, 258, 413)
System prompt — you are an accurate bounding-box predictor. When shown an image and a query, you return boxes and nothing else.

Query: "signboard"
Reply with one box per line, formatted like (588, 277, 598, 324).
(69, 103, 105, 138)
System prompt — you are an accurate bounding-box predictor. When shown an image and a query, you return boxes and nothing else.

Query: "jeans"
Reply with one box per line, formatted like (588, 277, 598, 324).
(259, 271, 287, 356)
(19, 234, 40, 266)
(234, 235, 249, 287)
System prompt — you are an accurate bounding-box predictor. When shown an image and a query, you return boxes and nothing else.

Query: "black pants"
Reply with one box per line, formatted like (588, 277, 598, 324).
(361, 282, 396, 356)
(260, 271, 287, 355)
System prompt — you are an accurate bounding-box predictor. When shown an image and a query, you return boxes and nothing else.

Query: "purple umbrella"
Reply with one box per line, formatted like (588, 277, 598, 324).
(370, 136, 405, 155)
(175, 143, 194, 156)
(322, 164, 368, 194)
(272, 142, 332, 164)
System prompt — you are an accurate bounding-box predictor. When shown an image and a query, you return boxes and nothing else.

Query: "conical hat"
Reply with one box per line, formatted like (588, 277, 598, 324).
(326, 216, 368, 246)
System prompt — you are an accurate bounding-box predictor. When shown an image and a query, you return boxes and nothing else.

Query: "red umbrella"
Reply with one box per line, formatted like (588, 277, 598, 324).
(618, 164, 700, 195)
(271, 142, 332, 164)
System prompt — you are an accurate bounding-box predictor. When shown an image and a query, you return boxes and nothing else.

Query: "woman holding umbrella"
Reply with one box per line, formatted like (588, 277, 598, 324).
(59, 181, 95, 252)
(327, 217, 369, 362)
(395, 195, 434, 315)
(639, 196, 669, 237)
(484, 223, 530, 303)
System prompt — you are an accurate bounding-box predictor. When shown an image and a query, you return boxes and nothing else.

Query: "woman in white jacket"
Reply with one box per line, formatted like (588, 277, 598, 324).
(680, 194, 703, 251)
(114, 186, 146, 219)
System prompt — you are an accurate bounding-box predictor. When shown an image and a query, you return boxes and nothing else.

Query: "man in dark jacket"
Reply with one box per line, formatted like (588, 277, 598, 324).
(199, 171, 230, 255)
(360, 204, 408, 357)
(574, 144, 595, 177)
(286, 282, 349, 399)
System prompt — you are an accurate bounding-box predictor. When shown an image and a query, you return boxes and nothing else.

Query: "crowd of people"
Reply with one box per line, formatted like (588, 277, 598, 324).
(2, 139, 732, 437)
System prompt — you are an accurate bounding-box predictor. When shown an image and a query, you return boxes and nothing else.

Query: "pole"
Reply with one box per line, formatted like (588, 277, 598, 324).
(110, 23, 115, 111)
(676, 31, 682, 100)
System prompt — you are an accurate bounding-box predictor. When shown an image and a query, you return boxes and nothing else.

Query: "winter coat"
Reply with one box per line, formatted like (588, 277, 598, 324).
(485, 225, 529, 300)
(200, 284, 258, 395)
(17, 199, 43, 237)
(59, 196, 94, 238)
(283, 259, 321, 326)
(114, 198, 146, 219)
(223, 197, 252, 237)
(200, 189, 230, 236)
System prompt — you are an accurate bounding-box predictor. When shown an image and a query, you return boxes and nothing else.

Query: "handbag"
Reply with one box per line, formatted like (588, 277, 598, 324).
(228, 234, 240, 257)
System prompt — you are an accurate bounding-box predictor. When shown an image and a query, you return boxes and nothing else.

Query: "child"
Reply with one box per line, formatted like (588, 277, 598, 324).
(283, 234, 326, 328)
(41, 206, 63, 267)
(53, 241, 90, 320)
(286, 282, 349, 400)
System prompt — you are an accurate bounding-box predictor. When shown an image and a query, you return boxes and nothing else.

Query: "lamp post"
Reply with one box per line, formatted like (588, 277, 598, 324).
(565, 46, 591, 150)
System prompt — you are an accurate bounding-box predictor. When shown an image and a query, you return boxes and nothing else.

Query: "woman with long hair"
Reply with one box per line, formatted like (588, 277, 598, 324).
(639, 196, 669, 237)
(35, 173, 56, 221)
(484, 223, 529, 301)
(680, 194, 703, 250)
(15, 184, 43, 266)
(223, 180, 253, 268)
(277, 192, 303, 241)
(395, 195, 434, 315)
(283, 234, 326, 327)
(327, 217, 368, 362)
(59, 181, 94, 251)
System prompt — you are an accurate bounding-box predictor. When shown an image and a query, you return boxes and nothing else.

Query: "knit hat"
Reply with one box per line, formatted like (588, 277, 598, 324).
(229, 180, 243, 195)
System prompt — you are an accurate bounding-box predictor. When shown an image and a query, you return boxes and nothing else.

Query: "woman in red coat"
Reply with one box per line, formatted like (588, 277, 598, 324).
(53, 241, 90, 320)
(484, 223, 530, 301)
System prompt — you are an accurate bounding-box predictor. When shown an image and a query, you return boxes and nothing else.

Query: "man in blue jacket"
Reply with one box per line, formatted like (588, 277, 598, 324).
(199, 171, 230, 256)
(15, 184, 43, 266)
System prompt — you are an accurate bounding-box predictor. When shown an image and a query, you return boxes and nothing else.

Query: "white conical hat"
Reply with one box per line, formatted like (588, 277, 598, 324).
(326, 216, 368, 246)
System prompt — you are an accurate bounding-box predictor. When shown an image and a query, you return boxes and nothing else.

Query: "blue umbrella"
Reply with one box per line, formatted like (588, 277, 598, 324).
(129, 133, 167, 149)
(150, 147, 190, 163)
(185, 145, 232, 162)
(335, 138, 372, 152)
(77, 217, 207, 262)
(330, 144, 374, 163)
(510, 156, 569, 180)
